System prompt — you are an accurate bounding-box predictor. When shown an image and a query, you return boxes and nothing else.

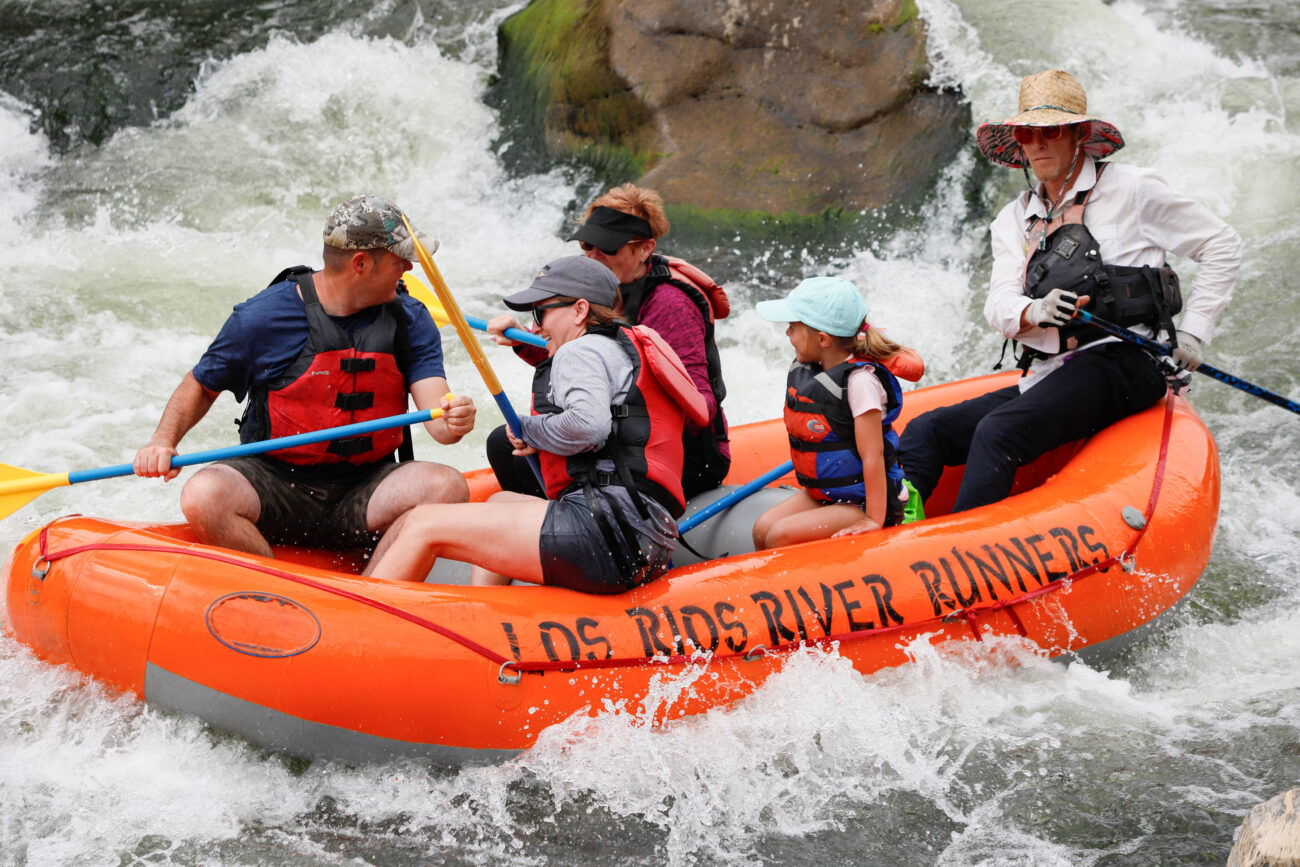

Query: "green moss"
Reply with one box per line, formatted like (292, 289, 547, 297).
(665, 203, 864, 246)
(864, 0, 917, 37)
(488, 0, 654, 184)
(895, 0, 919, 28)
(507, 0, 611, 104)
(560, 136, 650, 179)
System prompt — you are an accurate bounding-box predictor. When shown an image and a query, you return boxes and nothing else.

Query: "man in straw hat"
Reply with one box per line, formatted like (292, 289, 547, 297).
(133, 195, 477, 563)
(897, 69, 1241, 513)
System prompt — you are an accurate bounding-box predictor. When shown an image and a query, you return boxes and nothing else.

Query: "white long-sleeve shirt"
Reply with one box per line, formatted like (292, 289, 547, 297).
(985, 157, 1241, 382)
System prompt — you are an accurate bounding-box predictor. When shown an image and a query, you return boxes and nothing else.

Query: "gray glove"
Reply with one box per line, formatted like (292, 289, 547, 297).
(1171, 330, 1204, 371)
(1025, 288, 1080, 327)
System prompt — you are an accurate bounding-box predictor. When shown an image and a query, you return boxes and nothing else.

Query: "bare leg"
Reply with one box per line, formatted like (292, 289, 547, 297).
(752, 489, 816, 550)
(364, 498, 548, 583)
(366, 461, 470, 567)
(764, 501, 868, 548)
(180, 465, 270, 557)
(468, 491, 544, 587)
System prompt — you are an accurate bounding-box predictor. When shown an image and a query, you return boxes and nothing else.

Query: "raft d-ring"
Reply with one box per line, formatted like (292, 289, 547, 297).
(497, 662, 522, 686)
(1119, 551, 1137, 573)
(743, 645, 767, 662)
(31, 558, 49, 581)
(941, 609, 967, 624)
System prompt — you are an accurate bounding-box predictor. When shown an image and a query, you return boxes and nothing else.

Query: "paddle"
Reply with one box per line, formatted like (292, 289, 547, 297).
(0, 408, 445, 520)
(1076, 310, 1300, 416)
(400, 273, 547, 349)
(400, 217, 544, 485)
(678, 461, 794, 534)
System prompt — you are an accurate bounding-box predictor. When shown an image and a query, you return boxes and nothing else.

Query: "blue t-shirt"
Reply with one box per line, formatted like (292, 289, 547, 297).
(193, 278, 446, 401)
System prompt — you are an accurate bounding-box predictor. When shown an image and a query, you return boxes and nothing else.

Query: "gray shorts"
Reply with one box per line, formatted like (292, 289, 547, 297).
(539, 486, 677, 594)
(219, 456, 402, 549)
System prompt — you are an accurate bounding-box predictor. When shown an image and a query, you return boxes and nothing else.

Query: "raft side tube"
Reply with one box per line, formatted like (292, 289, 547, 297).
(144, 662, 519, 765)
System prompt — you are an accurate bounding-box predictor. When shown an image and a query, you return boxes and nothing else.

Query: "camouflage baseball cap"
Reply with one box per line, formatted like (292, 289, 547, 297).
(322, 195, 438, 261)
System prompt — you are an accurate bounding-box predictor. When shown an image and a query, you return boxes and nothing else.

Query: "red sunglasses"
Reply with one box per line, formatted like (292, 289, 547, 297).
(1013, 125, 1066, 146)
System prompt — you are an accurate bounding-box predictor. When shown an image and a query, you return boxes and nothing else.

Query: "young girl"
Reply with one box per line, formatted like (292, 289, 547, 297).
(752, 276, 923, 550)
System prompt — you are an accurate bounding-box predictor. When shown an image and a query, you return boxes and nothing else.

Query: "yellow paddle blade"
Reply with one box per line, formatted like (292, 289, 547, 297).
(0, 463, 70, 520)
(400, 273, 450, 328)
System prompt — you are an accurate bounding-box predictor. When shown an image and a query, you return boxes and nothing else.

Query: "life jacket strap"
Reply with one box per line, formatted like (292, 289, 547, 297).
(334, 392, 375, 411)
(340, 357, 376, 373)
(327, 436, 374, 457)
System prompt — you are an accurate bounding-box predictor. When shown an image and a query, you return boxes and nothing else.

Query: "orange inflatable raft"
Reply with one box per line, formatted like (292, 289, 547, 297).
(2, 372, 1219, 763)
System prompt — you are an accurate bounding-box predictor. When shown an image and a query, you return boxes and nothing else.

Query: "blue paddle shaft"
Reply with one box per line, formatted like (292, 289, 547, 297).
(678, 461, 794, 534)
(463, 314, 547, 349)
(66, 409, 440, 486)
(455, 312, 543, 478)
(489, 389, 544, 481)
(1075, 311, 1299, 416)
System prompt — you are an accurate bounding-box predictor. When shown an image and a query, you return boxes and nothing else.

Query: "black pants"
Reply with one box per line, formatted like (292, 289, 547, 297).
(486, 423, 731, 500)
(486, 424, 546, 498)
(896, 342, 1168, 513)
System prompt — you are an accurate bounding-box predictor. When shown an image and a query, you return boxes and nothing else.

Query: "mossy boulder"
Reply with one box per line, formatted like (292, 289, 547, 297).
(488, 0, 969, 219)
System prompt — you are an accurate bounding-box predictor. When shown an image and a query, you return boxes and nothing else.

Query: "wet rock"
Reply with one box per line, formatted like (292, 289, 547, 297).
(1229, 789, 1300, 867)
(489, 0, 968, 218)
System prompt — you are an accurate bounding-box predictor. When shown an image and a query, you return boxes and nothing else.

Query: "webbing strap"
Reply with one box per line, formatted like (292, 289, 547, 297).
(36, 392, 1177, 679)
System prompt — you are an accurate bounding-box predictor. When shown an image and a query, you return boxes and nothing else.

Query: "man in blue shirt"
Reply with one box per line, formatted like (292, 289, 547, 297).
(134, 196, 477, 565)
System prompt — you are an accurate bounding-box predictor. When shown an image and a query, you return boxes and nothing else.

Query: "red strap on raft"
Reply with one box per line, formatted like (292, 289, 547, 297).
(38, 392, 1178, 679)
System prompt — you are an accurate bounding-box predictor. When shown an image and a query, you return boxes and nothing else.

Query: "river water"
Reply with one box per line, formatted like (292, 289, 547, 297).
(2, 0, 1298, 864)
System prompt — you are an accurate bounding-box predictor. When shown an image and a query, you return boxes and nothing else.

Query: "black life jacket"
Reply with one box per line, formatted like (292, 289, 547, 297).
(1021, 164, 1182, 360)
(238, 268, 412, 467)
(532, 323, 688, 517)
(532, 323, 689, 585)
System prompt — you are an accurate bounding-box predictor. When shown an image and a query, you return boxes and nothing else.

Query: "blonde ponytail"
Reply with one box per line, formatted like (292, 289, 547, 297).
(833, 323, 905, 361)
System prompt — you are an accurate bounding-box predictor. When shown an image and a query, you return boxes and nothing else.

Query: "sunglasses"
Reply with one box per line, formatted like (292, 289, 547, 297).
(1013, 125, 1067, 146)
(577, 239, 625, 256)
(532, 299, 579, 328)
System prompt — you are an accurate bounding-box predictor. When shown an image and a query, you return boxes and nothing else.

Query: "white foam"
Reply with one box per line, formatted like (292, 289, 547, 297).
(2, 2, 1300, 863)
(0, 91, 52, 234)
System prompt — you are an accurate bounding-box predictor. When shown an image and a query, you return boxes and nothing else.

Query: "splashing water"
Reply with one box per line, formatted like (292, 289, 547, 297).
(3, 0, 1300, 863)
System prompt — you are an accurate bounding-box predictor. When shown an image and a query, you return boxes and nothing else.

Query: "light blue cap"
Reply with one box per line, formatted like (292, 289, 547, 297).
(755, 276, 870, 337)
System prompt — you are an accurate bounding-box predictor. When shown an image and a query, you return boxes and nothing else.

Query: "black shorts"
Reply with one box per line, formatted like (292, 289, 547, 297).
(219, 456, 402, 549)
(539, 488, 676, 594)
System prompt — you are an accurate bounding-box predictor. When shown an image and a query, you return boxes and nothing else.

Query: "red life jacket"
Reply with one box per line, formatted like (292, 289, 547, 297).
(784, 356, 905, 511)
(533, 324, 699, 518)
(239, 271, 410, 467)
(661, 255, 729, 320)
(637, 255, 732, 491)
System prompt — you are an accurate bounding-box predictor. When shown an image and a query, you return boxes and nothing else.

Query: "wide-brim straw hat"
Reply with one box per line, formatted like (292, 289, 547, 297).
(976, 69, 1124, 169)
